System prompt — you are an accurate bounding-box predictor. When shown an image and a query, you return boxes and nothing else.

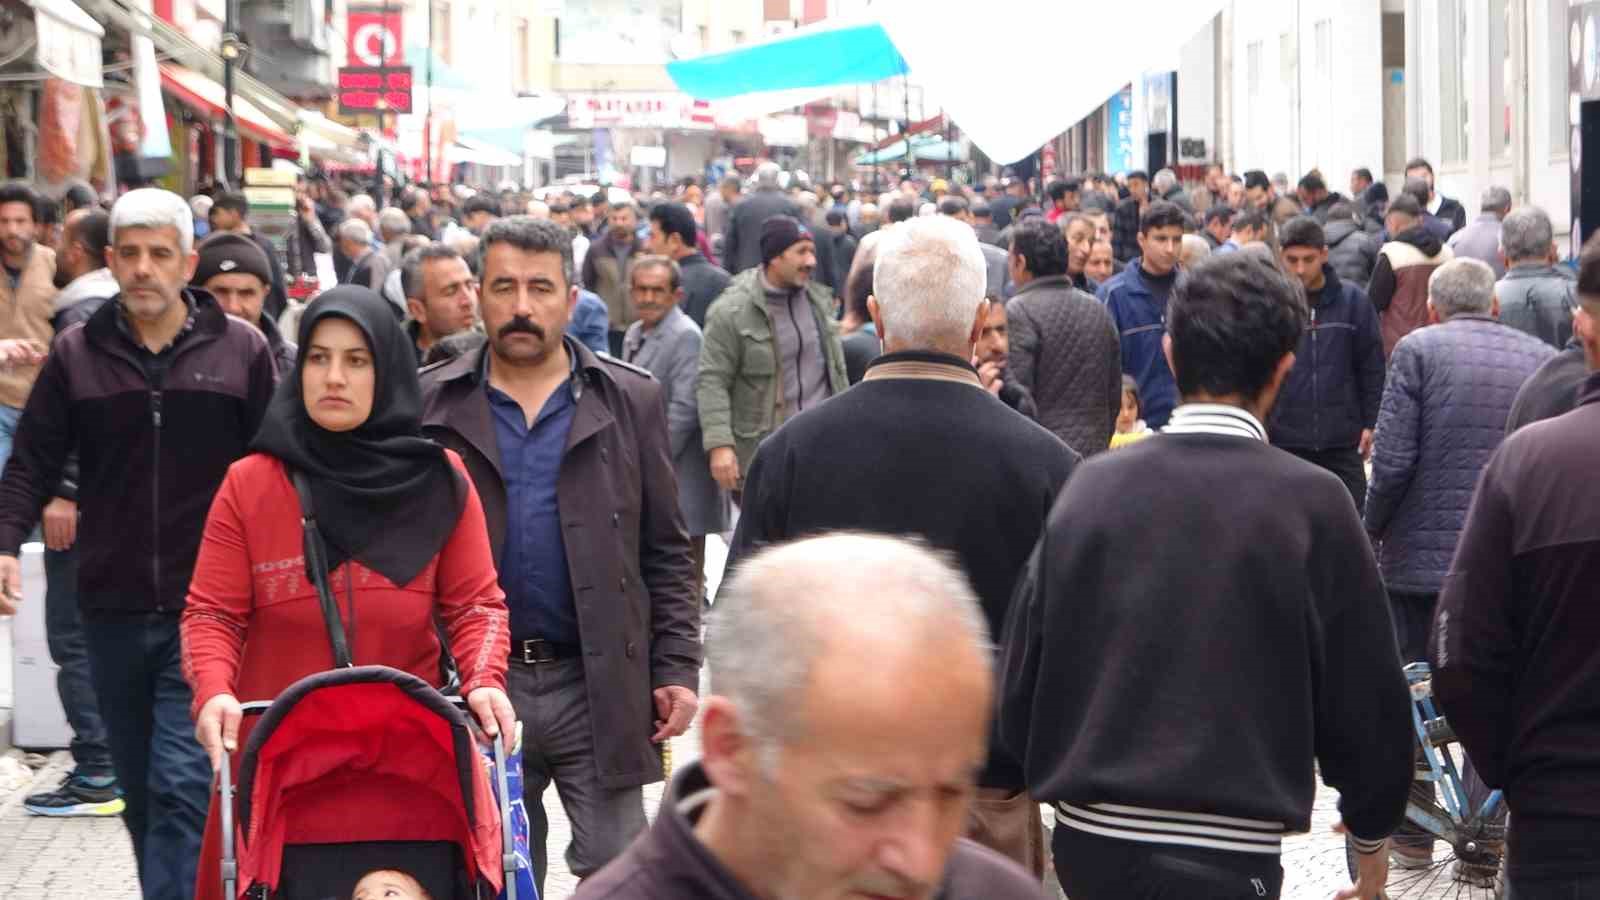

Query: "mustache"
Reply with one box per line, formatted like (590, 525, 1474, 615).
(498, 316, 545, 340)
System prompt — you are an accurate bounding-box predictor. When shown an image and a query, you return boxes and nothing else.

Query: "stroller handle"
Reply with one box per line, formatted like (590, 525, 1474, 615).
(445, 696, 520, 900)
(219, 703, 271, 900)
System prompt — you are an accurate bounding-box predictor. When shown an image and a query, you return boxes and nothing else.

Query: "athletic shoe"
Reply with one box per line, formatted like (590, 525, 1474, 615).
(23, 772, 125, 817)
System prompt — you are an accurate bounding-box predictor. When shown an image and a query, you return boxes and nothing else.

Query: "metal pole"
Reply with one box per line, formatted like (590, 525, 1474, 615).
(871, 81, 880, 193)
(424, 0, 434, 184)
(943, 107, 952, 181)
(902, 73, 911, 179)
(222, 0, 240, 186)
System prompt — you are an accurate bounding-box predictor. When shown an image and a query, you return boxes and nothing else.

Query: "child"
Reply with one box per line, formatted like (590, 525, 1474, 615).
(353, 869, 431, 900)
(1109, 375, 1153, 449)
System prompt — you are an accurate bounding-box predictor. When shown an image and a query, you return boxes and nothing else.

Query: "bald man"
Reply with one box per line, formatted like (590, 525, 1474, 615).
(578, 533, 1042, 900)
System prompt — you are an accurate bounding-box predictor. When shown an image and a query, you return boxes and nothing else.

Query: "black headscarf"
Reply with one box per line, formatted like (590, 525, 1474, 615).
(252, 285, 465, 587)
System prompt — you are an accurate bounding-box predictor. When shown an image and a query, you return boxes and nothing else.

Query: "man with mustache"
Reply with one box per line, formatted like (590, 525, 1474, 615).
(697, 215, 847, 494)
(577, 533, 1043, 900)
(419, 216, 698, 897)
(0, 182, 56, 472)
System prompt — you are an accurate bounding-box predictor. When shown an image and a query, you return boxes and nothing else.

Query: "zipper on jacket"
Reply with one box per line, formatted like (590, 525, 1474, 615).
(150, 388, 163, 610)
(786, 295, 807, 410)
(1310, 305, 1319, 451)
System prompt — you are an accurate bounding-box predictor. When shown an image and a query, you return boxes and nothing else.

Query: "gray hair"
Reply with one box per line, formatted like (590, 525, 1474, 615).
(1180, 233, 1212, 265)
(1499, 206, 1553, 262)
(709, 533, 990, 761)
(377, 206, 412, 240)
(1479, 185, 1512, 214)
(110, 188, 195, 254)
(1428, 258, 1497, 318)
(479, 215, 574, 289)
(755, 161, 782, 188)
(627, 253, 681, 292)
(872, 215, 987, 352)
(347, 194, 376, 216)
(1152, 168, 1179, 194)
(336, 217, 372, 245)
(400, 241, 463, 300)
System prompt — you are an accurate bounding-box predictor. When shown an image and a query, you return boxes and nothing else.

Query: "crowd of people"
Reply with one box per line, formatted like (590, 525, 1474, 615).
(0, 145, 1592, 900)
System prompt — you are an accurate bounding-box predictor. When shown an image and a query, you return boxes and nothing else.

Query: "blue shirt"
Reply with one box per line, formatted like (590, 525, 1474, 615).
(486, 355, 580, 644)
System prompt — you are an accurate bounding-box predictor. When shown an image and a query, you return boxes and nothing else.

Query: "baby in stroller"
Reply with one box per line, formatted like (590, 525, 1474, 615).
(353, 869, 432, 900)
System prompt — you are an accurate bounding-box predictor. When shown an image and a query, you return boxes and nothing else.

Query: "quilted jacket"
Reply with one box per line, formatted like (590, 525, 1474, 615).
(1364, 316, 1554, 593)
(1005, 275, 1122, 455)
(1326, 220, 1378, 287)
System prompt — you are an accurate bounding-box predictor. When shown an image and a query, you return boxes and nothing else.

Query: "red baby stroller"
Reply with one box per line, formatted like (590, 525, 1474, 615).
(216, 665, 520, 900)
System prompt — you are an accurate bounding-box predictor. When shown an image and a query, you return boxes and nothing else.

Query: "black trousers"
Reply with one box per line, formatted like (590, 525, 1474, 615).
(1054, 825, 1284, 899)
(1282, 446, 1367, 513)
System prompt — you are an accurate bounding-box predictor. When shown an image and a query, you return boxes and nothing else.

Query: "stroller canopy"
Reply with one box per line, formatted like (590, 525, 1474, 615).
(234, 666, 502, 897)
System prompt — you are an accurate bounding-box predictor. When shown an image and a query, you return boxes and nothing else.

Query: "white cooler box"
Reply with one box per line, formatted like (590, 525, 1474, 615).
(11, 543, 72, 749)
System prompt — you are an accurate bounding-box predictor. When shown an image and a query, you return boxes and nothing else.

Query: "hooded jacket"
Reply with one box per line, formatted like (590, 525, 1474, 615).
(1267, 265, 1386, 451)
(1368, 227, 1453, 357)
(1325, 219, 1378, 287)
(51, 267, 118, 332)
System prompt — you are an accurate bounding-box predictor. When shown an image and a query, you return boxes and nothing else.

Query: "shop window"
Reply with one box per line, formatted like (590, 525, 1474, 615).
(1552, 0, 1572, 155)
(1491, 0, 1511, 158)
(1439, 0, 1469, 164)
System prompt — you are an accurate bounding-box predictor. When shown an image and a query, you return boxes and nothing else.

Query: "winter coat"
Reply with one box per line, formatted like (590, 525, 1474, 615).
(0, 245, 57, 409)
(622, 307, 729, 537)
(677, 252, 732, 328)
(1434, 195, 1469, 235)
(696, 269, 848, 476)
(419, 336, 700, 790)
(1307, 192, 1350, 224)
(1266, 266, 1386, 451)
(1495, 264, 1576, 349)
(1326, 220, 1378, 287)
(50, 267, 117, 332)
(580, 231, 644, 331)
(1364, 316, 1554, 594)
(1369, 227, 1453, 357)
(1098, 261, 1180, 429)
(1005, 275, 1122, 455)
(722, 187, 799, 274)
(1446, 213, 1507, 279)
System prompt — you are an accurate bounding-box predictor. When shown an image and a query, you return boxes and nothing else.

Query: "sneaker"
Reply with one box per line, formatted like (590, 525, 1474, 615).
(1390, 843, 1434, 870)
(23, 773, 125, 817)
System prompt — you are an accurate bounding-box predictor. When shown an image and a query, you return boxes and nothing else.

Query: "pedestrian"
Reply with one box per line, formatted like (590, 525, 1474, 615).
(725, 226, 1078, 877)
(1058, 212, 1100, 292)
(703, 175, 739, 256)
(0, 182, 56, 467)
(0, 188, 277, 900)
(1215, 208, 1268, 254)
(1085, 239, 1116, 284)
(1296, 171, 1347, 223)
(182, 285, 515, 900)
(1201, 205, 1233, 249)
(1110, 169, 1151, 262)
(817, 208, 858, 295)
(1098, 200, 1186, 429)
(1151, 168, 1191, 212)
(941, 195, 1011, 298)
(1270, 217, 1386, 511)
(460, 193, 501, 236)
(339, 218, 390, 292)
(722, 162, 800, 274)
(580, 200, 646, 355)
(698, 215, 847, 495)
(1001, 251, 1413, 900)
(1446, 185, 1512, 278)
(1364, 259, 1553, 869)
(578, 533, 1044, 900)
(973, 294, 1037, 418)
(1180, 233, 1211, 268)
(1369, 193, 1454, 356)
(20, 204, 121, 821)
(403, 187, 437, 240)
(621, 256, 728, 605)
(192, 232, 298, 379)
(1404, 157, 1468, 235)
(1494, 205, 1576, 348)
(1045, 177, 1080, 222)
(378, 206, 413, 269)
(418, 217, 699, 895)
(1243, 169, 1274, 211)
(1325, 200, 1379, 286)
(400, 242, 479, 365)
(1108, 374, 1151, 448)
(1005, 219, 1121, 455)
(838, 237, 881, 385)
(208, 191, 290, 321)
(646, 201, 730, 328)
(1429, 240, 1600, 898)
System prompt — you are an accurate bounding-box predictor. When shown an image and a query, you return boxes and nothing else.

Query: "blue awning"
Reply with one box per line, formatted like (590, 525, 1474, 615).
(666, 20, 906, 100)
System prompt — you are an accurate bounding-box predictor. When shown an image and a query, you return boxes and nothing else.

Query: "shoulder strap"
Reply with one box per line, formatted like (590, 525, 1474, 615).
(290, 469, 354, 669)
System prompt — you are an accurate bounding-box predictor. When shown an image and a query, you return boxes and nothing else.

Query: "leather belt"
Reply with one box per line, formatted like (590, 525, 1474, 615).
(513, 638, 582, 665)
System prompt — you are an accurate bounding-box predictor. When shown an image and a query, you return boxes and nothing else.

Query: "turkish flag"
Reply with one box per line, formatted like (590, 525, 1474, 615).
(346, 7, 404, 68)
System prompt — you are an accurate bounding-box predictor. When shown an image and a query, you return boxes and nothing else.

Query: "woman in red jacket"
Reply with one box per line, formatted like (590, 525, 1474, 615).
(181, 286, 512, 898)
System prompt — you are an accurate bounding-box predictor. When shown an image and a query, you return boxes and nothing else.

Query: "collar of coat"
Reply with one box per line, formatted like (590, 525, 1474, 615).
(861, 350, 985, 390)
(427, 332, 605, 400)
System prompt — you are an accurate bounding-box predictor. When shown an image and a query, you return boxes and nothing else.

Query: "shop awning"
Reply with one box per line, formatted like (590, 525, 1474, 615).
(26, 0, 104, 87)
(159, 64, 296, 151)
(297, 110, 366, 161)
(853, 136, 965, 166)
(451, 137, 521, 168)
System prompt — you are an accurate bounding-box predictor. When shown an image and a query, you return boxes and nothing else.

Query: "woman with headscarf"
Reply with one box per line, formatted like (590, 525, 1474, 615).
(180, 286, 512, 899)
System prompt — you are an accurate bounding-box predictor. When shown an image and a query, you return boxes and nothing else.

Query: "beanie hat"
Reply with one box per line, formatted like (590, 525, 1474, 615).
(193, 232, 273, 289)
(760, 215, 812, 265)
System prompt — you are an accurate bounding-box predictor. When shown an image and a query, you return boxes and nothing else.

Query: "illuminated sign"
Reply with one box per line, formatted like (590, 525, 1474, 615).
(337, 66, 413, 116)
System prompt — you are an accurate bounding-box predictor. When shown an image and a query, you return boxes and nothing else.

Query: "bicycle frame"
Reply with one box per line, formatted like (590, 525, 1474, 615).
(1402, 662, 1506, 848)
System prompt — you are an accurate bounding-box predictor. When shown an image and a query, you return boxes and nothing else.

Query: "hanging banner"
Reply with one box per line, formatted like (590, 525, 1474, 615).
(346, 6, 405, 67)
(1106, 84, 1134, 175)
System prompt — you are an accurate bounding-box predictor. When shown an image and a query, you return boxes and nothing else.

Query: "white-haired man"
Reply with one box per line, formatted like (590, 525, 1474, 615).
(722, 161, 799, 274)
(0, 188, 276, 900)
(726, 215, 1077, 874)
(339, 217, 389, 292)
(579, 533, 1045, 900)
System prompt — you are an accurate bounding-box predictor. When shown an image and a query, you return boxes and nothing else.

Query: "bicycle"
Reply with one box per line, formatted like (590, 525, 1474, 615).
(1344, 662, 1507, 898)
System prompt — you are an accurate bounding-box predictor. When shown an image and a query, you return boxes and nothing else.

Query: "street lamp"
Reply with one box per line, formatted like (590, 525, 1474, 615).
(221, 0, 245, 186)
(374, 97, 390, 202)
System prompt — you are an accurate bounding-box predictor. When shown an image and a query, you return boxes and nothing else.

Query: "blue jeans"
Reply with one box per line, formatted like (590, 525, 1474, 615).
(0, 402, 21, 474)
(44, 545, 115, 777)
(82, 614, 211, 900)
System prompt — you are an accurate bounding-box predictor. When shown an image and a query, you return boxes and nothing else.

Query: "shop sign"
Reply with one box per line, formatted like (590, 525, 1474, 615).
(565, 92, 713, 130)
(346, 7, 404, 67)
(338, 67, 414, 116)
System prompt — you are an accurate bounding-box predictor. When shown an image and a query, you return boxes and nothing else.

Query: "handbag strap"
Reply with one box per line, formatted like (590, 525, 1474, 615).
(290, 469, 354, 669)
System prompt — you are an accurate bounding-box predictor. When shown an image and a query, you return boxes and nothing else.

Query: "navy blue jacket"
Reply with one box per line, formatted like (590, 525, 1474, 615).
(1268, 265, 1386, 451)
(1098, 260, 1179, 428)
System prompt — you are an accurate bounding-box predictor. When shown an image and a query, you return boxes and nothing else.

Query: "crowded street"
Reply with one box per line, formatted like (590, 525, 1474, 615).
(2, 1, 1598, 900)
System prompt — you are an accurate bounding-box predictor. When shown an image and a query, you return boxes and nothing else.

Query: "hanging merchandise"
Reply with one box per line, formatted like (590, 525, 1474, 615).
(37, 78, 83, 186)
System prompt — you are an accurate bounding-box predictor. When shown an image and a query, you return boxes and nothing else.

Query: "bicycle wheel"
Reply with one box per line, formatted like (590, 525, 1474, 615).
(1343, 802, 1507, 899)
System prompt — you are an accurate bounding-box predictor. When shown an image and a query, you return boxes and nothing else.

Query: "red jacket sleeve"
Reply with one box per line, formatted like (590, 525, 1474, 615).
(437, 452, 510, 697)
(181, 464, 253, 717)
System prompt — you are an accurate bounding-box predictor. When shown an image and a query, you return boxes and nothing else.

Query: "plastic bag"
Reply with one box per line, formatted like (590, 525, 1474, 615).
(476, 724, 538, 900)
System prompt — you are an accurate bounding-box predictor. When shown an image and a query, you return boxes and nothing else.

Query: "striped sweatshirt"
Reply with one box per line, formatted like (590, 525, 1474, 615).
(998, 404, 1414, 855)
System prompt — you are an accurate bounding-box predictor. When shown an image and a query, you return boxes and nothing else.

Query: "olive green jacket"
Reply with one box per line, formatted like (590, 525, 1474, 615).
(696, 269, 848, 475)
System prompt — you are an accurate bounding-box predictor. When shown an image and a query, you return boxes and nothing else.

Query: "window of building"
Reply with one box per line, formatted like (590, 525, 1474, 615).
(1438, 0, 1469, 164)
(1552, 0, 1572, 155)
(1490, 0, 1511, 158)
